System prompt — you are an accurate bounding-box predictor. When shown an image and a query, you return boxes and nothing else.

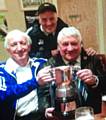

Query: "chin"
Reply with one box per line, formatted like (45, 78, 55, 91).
(66, 57, 76, 62)
(46, 28, 55, 33)
(47, 30, 54, 33)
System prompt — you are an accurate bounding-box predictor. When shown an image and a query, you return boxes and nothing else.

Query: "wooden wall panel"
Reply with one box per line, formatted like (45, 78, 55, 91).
(57, 0, 99, 51)
(103, 0, 106, 52)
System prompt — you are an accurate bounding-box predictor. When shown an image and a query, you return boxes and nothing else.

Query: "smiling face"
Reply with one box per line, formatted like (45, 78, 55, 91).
(58, 36, 81, 62)
(7, 35, 31, 66)
(39, 11, 58, 33)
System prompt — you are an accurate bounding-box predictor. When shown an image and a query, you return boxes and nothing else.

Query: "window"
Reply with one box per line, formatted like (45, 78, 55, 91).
(20, 0, 45, 11)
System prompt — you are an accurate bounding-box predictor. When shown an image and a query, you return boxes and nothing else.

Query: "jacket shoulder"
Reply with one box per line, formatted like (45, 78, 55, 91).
(0, 61, 6, 71)
(26, 22, 40, 36)
(57, 17, 68, 27)
(32, 57, 47, 63)
(43, 57, 56, 67)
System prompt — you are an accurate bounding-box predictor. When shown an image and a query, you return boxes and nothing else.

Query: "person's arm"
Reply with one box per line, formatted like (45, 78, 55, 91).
(77, 55, 105, 88)
(45, 107, 55, 119)
(26, 26, 38, 57)
(0, 75, 38, 102)
(76, 69, 98, 86)
(85, 47, 97, 56)
(0, 61, 53, 102)
(37, 66, 55, 85)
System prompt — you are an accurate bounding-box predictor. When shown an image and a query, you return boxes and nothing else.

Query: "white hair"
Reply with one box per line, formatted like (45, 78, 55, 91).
(4, 29, 32, 48)
(57, 26, 82, 44)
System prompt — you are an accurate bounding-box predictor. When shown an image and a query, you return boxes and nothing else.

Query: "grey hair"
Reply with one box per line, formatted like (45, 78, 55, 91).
(57, 26, 82, 44)
(4, 29, 32, 48)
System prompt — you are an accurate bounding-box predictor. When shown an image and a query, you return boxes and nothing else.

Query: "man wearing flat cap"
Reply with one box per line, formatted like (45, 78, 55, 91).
(27, 2, 68, 59)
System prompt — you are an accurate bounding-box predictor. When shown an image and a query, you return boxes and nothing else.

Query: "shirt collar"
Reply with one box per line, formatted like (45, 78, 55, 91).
(4, 58, 33, 75)
(62, 56, 80, 65)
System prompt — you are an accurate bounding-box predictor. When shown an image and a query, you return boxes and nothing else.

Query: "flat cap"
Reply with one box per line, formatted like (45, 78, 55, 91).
(38, 2, 57, 14)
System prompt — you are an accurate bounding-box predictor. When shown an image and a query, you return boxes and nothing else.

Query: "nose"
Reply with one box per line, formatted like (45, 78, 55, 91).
(67, 44, 73, 51)
(46, 19, 52, 25)
(17, 43, 22, 51)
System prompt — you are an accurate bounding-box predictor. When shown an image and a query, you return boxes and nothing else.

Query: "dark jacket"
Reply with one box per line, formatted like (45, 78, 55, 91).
(43, 48, 106, 114)
(27, 18, 68, 59)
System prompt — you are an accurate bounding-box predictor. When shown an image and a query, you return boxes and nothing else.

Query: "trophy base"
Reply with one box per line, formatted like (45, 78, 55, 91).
(54, 97, 76, 120)
(54, 110, 75, 120)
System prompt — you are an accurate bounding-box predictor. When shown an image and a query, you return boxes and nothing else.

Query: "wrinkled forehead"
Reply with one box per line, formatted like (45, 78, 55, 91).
(57, 27, 82, 44)
(58, 35, 81, 45)
(9, 36, 26, 42)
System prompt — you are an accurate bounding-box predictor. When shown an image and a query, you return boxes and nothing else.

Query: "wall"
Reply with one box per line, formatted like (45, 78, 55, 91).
(57, 0, 106, 53)
(5, 0, 26, 31)
(103, 0, 106, 53)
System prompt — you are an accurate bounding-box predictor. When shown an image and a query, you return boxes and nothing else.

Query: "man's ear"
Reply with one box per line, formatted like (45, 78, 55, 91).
(6, 48, 10, 53)
(57, 45, 60, 51)
(81, 41, 83, 47)
(28, 45, 31, 52)
(38, 16, 41, 24)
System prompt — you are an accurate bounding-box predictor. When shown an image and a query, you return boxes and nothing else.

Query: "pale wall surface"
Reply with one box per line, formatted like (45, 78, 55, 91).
(57, 0, 106, 53)
(5, 0, 26, 31)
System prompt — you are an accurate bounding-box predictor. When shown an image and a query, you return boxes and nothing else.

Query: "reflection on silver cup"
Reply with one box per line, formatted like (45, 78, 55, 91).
(53, 65, 81, 119)
(55, 66, 72, 86)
